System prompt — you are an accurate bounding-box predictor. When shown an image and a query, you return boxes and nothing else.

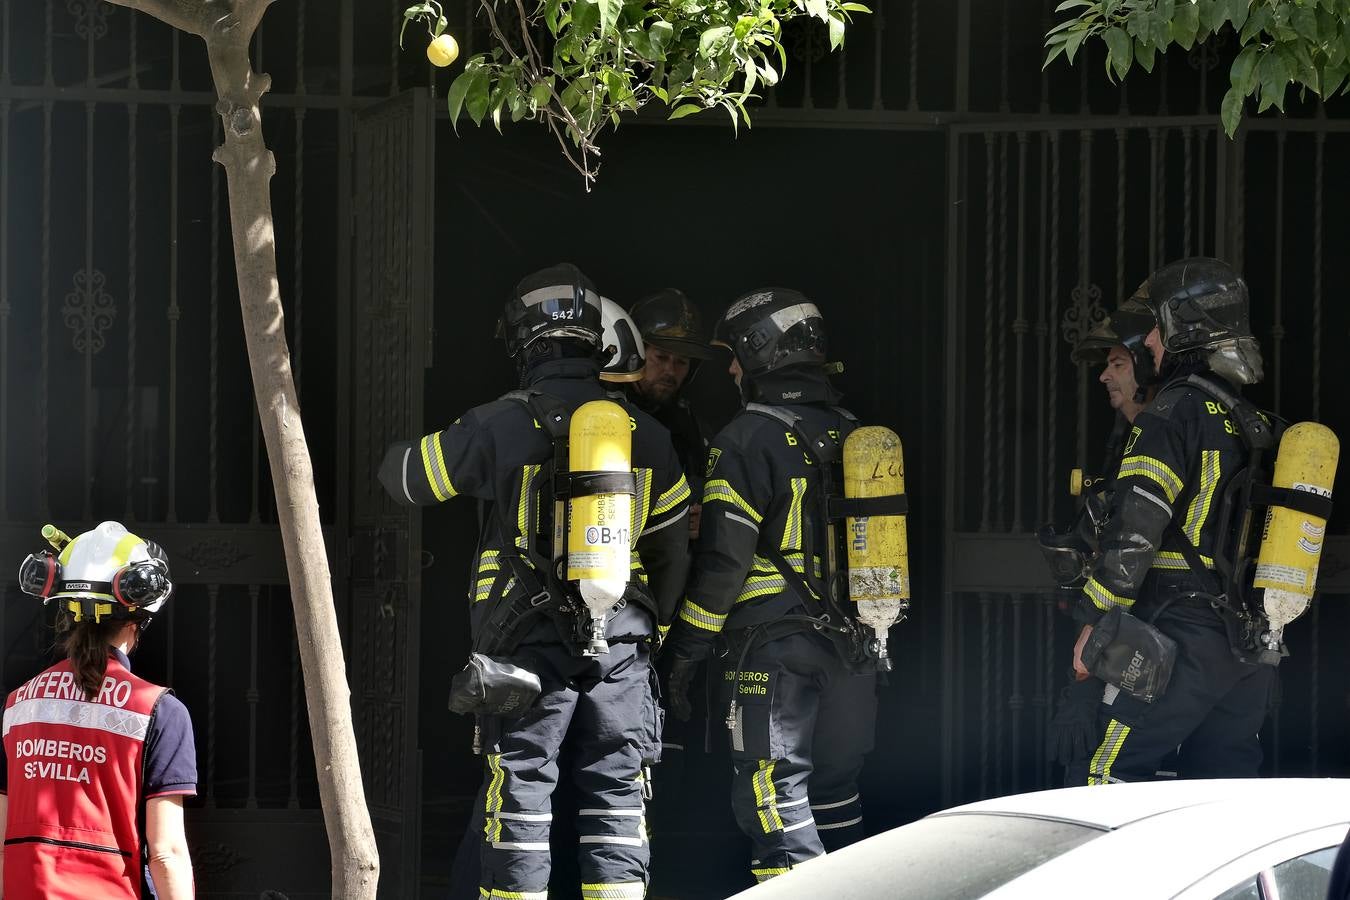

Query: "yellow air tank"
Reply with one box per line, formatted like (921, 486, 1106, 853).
(842, 426, 909, 671)
(1253, 422, 1339, 656)
(566, 400, 635, 655)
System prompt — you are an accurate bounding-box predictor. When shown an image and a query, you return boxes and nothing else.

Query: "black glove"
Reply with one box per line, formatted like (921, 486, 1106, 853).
(664, 655, 700, 723)
(1046, 673, 1104, 768)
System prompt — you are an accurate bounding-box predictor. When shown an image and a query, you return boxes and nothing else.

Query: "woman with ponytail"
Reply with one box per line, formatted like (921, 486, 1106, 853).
(3, 522, 197, 899)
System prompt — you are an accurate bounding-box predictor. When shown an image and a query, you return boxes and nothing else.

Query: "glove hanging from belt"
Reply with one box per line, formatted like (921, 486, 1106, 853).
(1046, 672, 1105, 767)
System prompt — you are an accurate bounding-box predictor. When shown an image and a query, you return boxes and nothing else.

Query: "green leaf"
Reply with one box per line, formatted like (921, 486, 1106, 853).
(1125, 9, 1151, 39)
(1171, 0, 1199, 49)
(1055, 0, 1094, 10)
(828, 11, 846, 49)
(1220, 84, 1244, 137)
(1291, 6, 1319, 42)
(699, 25, 733, 57)
(1135, 38, 1156, 73)
(1230, 43, 1259, 93)
(1103, 26, 1132, 79)
(1228, 0, 1249, 32)
(599, 0, 622, 35)
(432, 14, 447, 37)
(544, 0, 562, 35)
(805, 0, 829, 22)
(465, 67, 492, 125)
(668, 103, 703, 119)
(573, 0, 599, 35)
(1044, 41, 1068, 69)
(1197, 0, 1226, 33)
(446, 68, 473, 133)
(1256, 47, 1291, 109)
(1065, 25, 1090, 63)
(1239, 4, 1271, 42)
(840, 2, 872, 12)
(649, 21, 675, 53)
(530, 80, 553, 108)
(1149, 9, 1170, 45)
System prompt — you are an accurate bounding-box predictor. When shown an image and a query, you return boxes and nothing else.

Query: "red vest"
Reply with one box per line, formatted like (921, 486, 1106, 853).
(3, 655, 166, 900)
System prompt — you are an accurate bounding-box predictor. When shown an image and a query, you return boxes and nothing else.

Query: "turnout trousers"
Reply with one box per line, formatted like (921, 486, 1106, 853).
(722, 629, 876, 882)
(477, 639, 660, 900)
(1087, 584, 1274, 785)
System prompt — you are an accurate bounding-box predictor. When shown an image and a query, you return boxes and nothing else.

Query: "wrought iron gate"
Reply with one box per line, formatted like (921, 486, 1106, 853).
(349, 88, 436, 897)
(941, 115, 1350, 807)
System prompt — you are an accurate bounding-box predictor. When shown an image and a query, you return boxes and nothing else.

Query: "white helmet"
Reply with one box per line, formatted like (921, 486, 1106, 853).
(19, 521, 173, 623)
(598, 296, 645, 383)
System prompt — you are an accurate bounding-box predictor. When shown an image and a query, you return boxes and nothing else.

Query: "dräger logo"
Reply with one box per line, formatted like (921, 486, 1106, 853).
(1120, 650, 1145, 694)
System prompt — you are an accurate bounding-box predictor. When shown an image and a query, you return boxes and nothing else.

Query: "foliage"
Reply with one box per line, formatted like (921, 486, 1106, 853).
(1044, 0, 1350, 136)
(403, 0, 867, 185)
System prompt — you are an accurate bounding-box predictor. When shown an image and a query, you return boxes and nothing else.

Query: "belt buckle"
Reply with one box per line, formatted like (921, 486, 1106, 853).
(528, 589, 551, 608)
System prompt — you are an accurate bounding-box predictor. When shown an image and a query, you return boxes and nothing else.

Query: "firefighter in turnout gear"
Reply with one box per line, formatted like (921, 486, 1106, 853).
(379, 264, 691, 900)
(663, 290, 886, 883)
(1043, 301, 1159, 784)
(627, 289, 716, 539)
(1071, 257, 1278, 784)
(4, 522, 197, 900)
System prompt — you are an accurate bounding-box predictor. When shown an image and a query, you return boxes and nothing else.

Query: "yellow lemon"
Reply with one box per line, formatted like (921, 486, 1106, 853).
(427, 34, 460, 68)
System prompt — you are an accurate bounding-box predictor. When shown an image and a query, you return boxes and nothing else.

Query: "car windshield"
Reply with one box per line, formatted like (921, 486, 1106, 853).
(845, 812, 1103, 900)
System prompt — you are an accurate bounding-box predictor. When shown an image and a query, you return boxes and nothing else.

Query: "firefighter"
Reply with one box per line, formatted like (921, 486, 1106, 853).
(627, 289, 716, 540)
(1044, 301, 1157, 782)
(4, 522, 196, 900)
(1071, 257, 1276, 784)
(379, 263, 690, 900)
(663, 290, 878, 883)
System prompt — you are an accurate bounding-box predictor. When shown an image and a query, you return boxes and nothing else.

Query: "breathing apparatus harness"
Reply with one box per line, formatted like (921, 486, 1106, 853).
(720, 403, 908, 733)
(1154, 375, 1330, 664)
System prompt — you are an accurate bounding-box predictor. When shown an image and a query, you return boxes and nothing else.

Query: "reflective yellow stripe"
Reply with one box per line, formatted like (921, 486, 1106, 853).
(517, 465, 541, 552)
(678, 601, 726, 632)
(629, 468, 653, 536)
(704, 479, 762, 523)
(1182, 449, 1221, 545)
(581, 882, 646, 900)
(1151, 550, 1216, 571)
(752, 867, 792, 883)
(111, 533, 144, 567)
(782, 477, 806, 550)
(652, 474, 690, 516)
(1084, 576, 1132, 613)
(1088, 719, 1132, 785)
(420, 435, 451, 501)
(737, 576, 788, 604)
(479, 890, 548, 900)
(752, 760, 783, 833)
(1118, 454, 1183, 504)
(484, 754, 506, 842)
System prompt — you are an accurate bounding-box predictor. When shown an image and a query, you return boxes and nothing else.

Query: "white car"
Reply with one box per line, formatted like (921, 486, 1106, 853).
(727, 778, 1350, 900)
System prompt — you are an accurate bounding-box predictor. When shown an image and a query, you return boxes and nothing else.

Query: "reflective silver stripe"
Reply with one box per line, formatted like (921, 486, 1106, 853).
(1132, 483, 1174, 515)
(661, 742, 685, 751)
(519, 285, 602, 311)
(578, 835, 645, 847)
(494, 811, 552, 822)
(578, 808, 644, 817)
(769, 302, 821, 332)
(778, 797, 811, 809)
(816, 816, 863, 831)
(810, 793, 859, 811)
(399, 447, 413, 503)
(724, 512, 760, 532)
(781, 817, 817, 833)
(640, 509, 687, 537)
(489, 841, 551, 851)
(3, 698, 152, 741)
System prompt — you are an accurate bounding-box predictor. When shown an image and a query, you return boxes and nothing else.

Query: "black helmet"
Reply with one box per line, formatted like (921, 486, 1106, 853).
(1071, 296, 1157, 386)
(1134, 257, 1250, 353)
(629, 289, 714, 360)
(715, 288, 827, 378)
(498, 263, 603, 357)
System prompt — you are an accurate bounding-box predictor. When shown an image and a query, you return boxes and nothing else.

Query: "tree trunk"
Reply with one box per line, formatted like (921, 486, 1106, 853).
(101, 1, 380, 896)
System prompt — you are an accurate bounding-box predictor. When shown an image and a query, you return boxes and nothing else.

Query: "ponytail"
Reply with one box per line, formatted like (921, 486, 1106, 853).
(56, 612, 126, 701)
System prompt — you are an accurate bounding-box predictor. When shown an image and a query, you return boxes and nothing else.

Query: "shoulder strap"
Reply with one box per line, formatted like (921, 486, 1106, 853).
(1172, 375, 1277, 453)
